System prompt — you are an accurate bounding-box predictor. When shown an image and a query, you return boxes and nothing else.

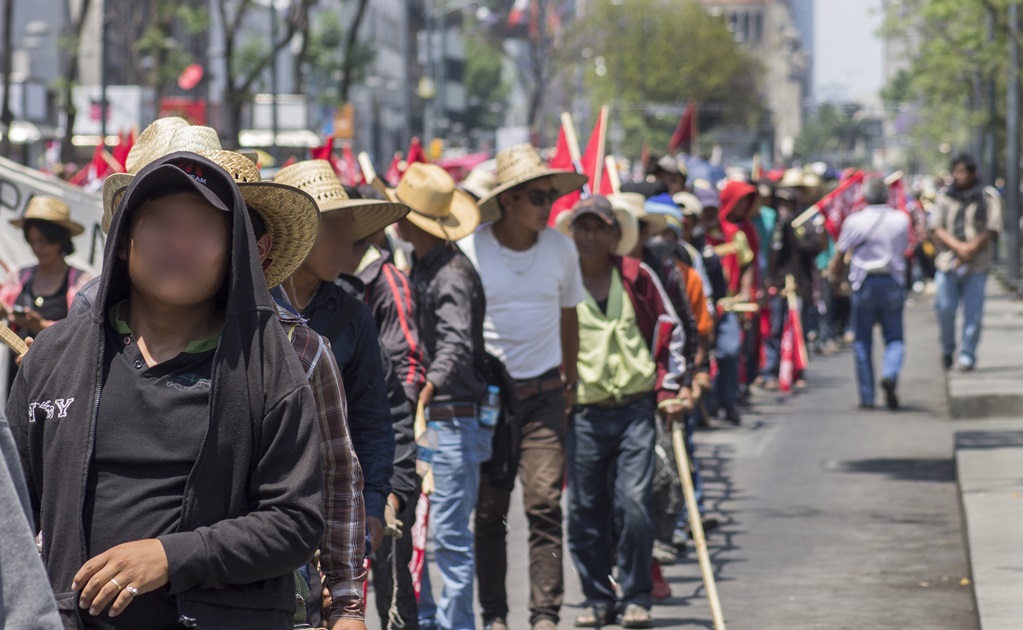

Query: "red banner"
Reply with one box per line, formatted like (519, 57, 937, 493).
(819, 171, 866, 240)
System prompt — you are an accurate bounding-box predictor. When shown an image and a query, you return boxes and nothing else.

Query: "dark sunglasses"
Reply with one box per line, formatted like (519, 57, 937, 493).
(518, 189, 561, 207)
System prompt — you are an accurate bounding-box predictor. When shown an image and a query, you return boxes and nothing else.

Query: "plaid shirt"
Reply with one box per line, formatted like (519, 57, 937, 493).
(278, 307, 367, 621)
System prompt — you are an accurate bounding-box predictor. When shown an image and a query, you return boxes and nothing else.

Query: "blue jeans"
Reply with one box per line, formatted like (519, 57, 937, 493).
(934, 270, 988, 367)
(418, 414, 492, 630)
(851, 276, 905, 405)
(568, 395, 656, 612)
(711, 312, 741, 414)
(760, 295, 787, 379)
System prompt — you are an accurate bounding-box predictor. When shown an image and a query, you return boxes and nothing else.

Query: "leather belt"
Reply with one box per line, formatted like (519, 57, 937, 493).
(591, 391, 653, 410)
(427, 403, 478, 421)
(515, 375, 564, 400)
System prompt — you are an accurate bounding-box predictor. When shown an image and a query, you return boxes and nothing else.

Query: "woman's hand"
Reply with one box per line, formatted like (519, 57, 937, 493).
(11, 309, 50, 334)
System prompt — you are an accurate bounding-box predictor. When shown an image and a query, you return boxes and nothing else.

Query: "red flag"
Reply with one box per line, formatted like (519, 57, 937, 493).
(406, 137, 428, 168)
(668, 100, 697, 153)
(69, 143, 114, 188)
(385, 152, 403, 186)
(778, 306, 808, 393)
(112, 130, 133, 171)
(817, 170, 866, 240)
(311, 136, 335, 161)
(549, 124, 572, 171)
(339, 143, 365, 187)
(549, 107, 608, 223)
(281, 155, 298, 169)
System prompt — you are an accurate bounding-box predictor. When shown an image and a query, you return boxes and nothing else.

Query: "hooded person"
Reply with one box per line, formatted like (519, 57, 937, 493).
(6, 151, 324, 629)
(706, 181, 759, 298)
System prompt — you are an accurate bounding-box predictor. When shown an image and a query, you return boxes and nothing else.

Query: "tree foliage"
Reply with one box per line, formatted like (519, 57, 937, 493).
(464, 32, 510, 132)
(577, 0, 765, 157)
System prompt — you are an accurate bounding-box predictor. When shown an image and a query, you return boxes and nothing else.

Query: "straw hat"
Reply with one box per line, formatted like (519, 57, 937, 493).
(553, 196, 639, 256)
(610, 192, 667, 235)
(10, 195, 85, 236)
(103, 125, 321, 289)
(124, 117, 191, 174)
(459, 160, 496, 200)
(382, 162, 480, 241)
(476, 144, 588, 224)
(274, 159, 410, 241)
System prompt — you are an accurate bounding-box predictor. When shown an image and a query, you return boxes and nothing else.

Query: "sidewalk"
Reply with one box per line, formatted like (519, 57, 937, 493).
(946, 276, 1023, 630)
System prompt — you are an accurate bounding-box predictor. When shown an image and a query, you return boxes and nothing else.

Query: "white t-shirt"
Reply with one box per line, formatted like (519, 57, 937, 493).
(460, 225, 587, 379)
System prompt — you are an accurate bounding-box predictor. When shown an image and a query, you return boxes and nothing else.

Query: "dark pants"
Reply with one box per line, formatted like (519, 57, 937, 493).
(761, 294, 787, 379)
(476, 389, 567, 625)
(373, 493, 420, 630)
(568, 395, 656, 613)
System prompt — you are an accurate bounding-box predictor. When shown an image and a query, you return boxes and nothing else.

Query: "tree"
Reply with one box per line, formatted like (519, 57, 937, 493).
(463, 32, 509, 133)
(296, 8, 375, 105)
(793, 103, 878, 164)
(58, 0, 94, 162)
(127, 2, 209, 101)
(577, 0, 765, 157)
(882, 0, 1009, 172)
(215, 0, 317, 148)
(0, 0, 14, 158)
(337, 0, 370, 104)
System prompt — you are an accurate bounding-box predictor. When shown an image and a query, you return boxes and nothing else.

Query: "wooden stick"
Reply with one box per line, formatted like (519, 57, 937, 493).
(560, 112, 583, 165)
(884, 170, 904, 186)
(672, 421, 726, 629)
(0, 321, 29, 356)
(591, 106, 609, 193)
(605, 155, 621, 194)
(357, 151, 377, 183)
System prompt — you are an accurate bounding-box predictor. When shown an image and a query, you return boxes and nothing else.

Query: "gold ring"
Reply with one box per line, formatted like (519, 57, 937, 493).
(109, 578, 124, 590)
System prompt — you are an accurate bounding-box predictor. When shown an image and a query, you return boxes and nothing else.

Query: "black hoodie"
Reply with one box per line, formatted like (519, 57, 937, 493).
(5, 152, 324, 629)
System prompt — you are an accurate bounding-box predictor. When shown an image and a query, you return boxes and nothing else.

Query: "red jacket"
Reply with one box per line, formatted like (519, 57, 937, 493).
(613, 255, 680, 404)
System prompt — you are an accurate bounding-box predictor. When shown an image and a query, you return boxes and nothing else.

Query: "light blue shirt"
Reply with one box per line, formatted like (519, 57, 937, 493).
(836, 205, 910, 291)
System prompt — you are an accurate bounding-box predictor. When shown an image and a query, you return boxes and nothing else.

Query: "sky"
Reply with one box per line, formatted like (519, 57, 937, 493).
(813, 0, 885, 104)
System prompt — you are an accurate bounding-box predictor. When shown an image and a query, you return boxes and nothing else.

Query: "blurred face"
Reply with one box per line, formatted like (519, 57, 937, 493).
(25, 226, 65, 267)
(657, 172, 686, 196)
(500, 176, 559, 233)
(571, 214, 617, 260)
(701, 205, 720, 231)
(727, 196, 753, 222)
(302, 210, 356, 282)
(952, 163, 976, 189)
(123, 192, 230, 307)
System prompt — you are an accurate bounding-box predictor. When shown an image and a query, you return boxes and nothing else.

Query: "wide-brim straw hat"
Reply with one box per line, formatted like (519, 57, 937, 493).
(553, 198, 639, 257)
(274, 159, 410, 241)
(610, 192, 667, 235)
(10, 195, 85, 236)
(381, 162, 480, 241)
(477, 143, 588, 224)
(103, 125, 320, 289)
(459, 160, 497, 200)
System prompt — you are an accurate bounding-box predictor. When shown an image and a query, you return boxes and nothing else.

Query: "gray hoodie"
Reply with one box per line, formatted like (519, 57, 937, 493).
(0, 407, 60, 628)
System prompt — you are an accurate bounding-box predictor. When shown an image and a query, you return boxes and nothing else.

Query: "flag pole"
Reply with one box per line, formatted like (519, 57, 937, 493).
(592, 105, 609, 194)
(560, 112, 583, 167)
(605, 155, 621, 194)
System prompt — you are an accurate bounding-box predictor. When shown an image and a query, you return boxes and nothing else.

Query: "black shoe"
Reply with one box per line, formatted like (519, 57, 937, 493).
(881, 378, 899, 410)
(723, 406, 742, 425)
(858, 402, 875, 410)
(943, 354, 953, 370)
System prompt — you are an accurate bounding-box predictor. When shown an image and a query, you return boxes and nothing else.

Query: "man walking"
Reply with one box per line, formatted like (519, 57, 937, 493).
(835, 176, 911, 410)
(563, 197, 684, 629)
(929, 155, 1003, 371)
(464, 144, 587, 630)
(389, 163, 489, 630)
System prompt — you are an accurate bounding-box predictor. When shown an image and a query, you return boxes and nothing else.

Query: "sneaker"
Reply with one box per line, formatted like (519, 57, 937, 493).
(881, 377, 899, 410)
(957, 361, 975, 372)
(652, 540, 678, 565)
(858, 402, 875, 411)
(532, 619, 557, 630)
(672, 527, 690, 552)
(485, 619, 509, 630)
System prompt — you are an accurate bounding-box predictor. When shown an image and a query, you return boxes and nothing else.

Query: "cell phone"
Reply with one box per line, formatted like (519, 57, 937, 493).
(9, 305, 27, 315)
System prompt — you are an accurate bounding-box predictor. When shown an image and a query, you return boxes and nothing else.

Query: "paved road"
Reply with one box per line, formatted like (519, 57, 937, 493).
(365, 297, 977, 629)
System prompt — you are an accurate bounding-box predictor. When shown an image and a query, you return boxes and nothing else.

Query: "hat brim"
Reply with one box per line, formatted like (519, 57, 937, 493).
(553, 206, 639, 257)
(477, 169, 588, 224)
(385, 186, 480, 241)
(315, 196, 411, 242)
(238, 182, 320, 288)
(9, 217, 85, 237)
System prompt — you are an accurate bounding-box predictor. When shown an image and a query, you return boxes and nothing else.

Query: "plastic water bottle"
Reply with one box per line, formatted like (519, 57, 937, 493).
(479, 385, 501, 429)
(415, 423, 439, 477)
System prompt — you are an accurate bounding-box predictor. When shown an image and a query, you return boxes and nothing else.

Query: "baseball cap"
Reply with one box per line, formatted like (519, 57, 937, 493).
(123, 152, 238, 216)
(570, 195, 616, 225)
(696, 187, 720, 209)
